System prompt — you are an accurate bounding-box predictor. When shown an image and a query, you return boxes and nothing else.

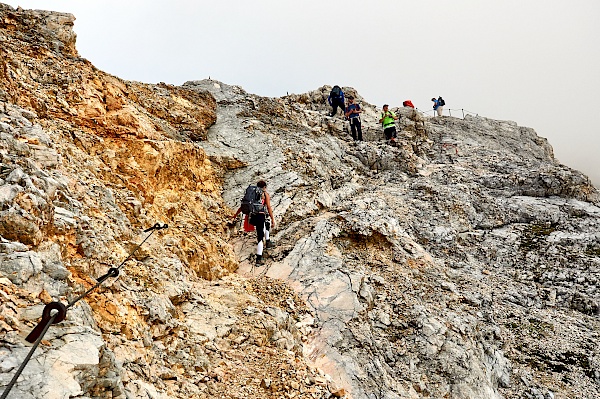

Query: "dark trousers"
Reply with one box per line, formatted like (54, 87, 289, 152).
(250, 213, 266, 243)
(384, 126, 397, 140)
(349, 117, 362, 141)
(330, 99, 346, 116)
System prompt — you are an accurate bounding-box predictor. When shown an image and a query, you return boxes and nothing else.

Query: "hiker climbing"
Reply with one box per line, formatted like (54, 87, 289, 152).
(233, 180, 275, 265)
(432, 96, 445, 117)
(345, 95, 363, 141)
(379, 104, 399, 145)
(328, 85, 346, 117)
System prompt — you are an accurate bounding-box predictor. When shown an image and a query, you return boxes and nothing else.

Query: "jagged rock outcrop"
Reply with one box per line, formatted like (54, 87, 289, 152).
(183, 80, 599, 399)
(1, 3, 599, 399)
(0, 5, 334, 399)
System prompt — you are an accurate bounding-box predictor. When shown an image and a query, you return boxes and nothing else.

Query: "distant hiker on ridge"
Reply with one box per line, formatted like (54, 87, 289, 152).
(379, 104, 399, 145)
(328, 85, 345, 117)
(345, 95, 363, 141)
(432, 96, 445, 117)
(232, 180, 275, 265)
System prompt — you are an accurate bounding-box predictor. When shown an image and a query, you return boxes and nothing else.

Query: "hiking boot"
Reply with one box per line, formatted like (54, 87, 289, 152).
(266, 240, 275, 249)
(256, 255, 264, 265)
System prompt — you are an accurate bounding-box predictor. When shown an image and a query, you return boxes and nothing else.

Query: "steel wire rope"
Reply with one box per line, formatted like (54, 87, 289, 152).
(0, 312, 58, 399)
(0, 222, 167, 399)
(415, 107, 480, 119)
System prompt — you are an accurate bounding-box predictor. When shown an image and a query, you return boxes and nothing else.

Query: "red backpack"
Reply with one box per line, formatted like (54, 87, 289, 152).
(402, 100, 415, 108)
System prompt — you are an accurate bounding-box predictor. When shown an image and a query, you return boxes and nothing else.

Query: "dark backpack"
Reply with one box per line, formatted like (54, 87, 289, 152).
(330, 85, 342, 99)
(240, 185, 264, 215)
(438, 97, 445, 106)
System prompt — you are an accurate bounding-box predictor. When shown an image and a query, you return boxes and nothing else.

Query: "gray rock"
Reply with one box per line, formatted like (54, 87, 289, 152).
(0, 251, 43, 284)
(194, 80, 600, 399)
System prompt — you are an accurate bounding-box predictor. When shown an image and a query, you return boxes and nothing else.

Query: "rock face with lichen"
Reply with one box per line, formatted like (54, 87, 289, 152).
(0, 3, 599, 399)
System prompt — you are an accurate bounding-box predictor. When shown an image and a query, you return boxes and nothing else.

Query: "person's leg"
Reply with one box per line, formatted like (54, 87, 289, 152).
(255, 213, 266, 263)
(350, 119, 357, 140)
(331, 103, 338, 116)
(384, 127, 392, 141)
(437, 107, 443, 117)
(356, 120, 363, 141)
(264, 219, 275, 248)
(264, 219, 270, 241)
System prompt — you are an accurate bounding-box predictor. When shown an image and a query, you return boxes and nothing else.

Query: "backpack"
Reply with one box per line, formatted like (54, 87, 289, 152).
(403, 100, 414, 108)
(438, 97, 445, 106)
(240, 185, 264, 215)
(330, 85, 342, 99)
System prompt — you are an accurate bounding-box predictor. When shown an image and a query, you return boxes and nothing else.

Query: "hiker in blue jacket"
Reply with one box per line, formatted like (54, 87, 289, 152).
(432, 96, 445, 117)
(345, 96, 363, 141)
(328, 85, 345, 117)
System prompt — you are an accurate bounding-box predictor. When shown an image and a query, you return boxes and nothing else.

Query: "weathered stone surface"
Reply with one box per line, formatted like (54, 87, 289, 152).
(188, 80, 600, 398)
(0, 5, 332, 399)
(1, 3, 599, 399)
(0, 250, 43, 284)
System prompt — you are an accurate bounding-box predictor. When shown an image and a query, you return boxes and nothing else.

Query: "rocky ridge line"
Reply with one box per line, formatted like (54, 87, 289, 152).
(0, 3, 598, 399)
(0, 4, 339, 399)
(184, 79, 599, 399)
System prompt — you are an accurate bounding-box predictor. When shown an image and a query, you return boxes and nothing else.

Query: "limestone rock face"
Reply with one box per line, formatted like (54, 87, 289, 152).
(1, 3, 600, 399)
(185, 80, 600, 399)
(0, 4, 216, 142)
(1, 5, 331, 399)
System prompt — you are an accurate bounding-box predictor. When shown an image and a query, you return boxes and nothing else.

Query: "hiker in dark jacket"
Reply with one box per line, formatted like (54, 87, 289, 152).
(231, 180, 275, 265)
(345, 96, 363, 141)
(253, 180, 274, 265)
(328, 85, 346, 117)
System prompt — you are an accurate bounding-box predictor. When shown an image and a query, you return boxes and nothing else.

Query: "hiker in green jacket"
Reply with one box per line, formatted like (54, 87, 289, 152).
(379, 104, 399, 145)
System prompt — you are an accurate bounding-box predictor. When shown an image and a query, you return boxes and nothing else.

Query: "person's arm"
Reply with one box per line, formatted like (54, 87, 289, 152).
(232, 207, 242, 220)
(264, 193, 275, 229)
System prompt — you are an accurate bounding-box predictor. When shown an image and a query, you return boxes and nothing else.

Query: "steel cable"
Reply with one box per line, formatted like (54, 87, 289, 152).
(0, 223, 167, 399)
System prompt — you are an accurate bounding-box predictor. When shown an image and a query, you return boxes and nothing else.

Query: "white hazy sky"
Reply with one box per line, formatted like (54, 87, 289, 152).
(4, 0, 600, 186)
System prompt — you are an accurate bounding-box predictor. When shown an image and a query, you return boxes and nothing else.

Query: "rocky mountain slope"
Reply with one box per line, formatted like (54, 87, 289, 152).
(1, 4, 599, 399)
